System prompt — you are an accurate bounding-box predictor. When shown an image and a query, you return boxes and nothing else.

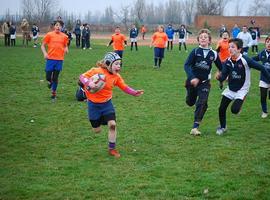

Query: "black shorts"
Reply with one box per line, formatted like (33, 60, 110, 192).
(90, 113, 116, 128)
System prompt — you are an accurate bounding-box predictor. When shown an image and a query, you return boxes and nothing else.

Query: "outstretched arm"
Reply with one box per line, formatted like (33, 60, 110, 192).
(246, 56, 270, 81)
(124, 86, 144, 96)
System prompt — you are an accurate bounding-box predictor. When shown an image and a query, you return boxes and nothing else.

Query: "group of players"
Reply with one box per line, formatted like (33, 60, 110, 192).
(40, 20, 270, 158)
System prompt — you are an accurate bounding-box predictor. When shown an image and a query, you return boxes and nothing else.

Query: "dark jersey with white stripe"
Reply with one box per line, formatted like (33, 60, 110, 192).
(184, 47, 222, 82)
(252, 49, 270, 84)
(220, 55, 270, 92)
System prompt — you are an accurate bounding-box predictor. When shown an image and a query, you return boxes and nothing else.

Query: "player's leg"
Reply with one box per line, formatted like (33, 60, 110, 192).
(231, 99, 244, 114)
(192, 82, 210, 134)
(260, 87, 268, 118)
(218, 95, 232, 130)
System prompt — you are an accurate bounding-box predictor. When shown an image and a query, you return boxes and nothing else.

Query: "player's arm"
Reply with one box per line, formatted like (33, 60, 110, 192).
(246, 56, 270, 81)
(217, 63, 230, 82)
(116, 76, 144, 96)
(252, 54, 260, 61)
(79, 69, 98, 90)
(184, 49, 196, 80)
(41, 42, 48, 59)
(214, 52, 223, 71)
(107, 40, 113, 47)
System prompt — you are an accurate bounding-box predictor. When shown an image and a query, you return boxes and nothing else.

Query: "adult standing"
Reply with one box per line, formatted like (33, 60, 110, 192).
(237, 25, 252, 55)
(20, 18, 30, 47)
(74, 19, 81, 48)
(2, 21, 10, 46)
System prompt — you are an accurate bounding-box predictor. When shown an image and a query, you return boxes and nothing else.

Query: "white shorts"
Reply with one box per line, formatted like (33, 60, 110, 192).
(222, 87, 248, 100)
(259, 80, 270, 88)
(168, 39, 173, 42)
(33, 35, 38, 40)
(251, 40, 258, 46)
(179, 38, 186, 43)
(11, 34, 16, 39)
(130, 38, 137, 42)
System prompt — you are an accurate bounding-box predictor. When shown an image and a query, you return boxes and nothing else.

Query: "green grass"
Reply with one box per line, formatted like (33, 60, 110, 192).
(0, 38, 269, 200)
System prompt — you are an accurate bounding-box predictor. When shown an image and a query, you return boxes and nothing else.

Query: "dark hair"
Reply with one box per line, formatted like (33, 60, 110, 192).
(53, 20, 64, 26)
(265, 36, 270, 43)
(221, 30, 230, 37)
(229, 38, 243, 49)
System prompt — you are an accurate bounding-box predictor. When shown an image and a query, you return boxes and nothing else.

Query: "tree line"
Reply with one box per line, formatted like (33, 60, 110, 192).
(1, 0, 269, 28)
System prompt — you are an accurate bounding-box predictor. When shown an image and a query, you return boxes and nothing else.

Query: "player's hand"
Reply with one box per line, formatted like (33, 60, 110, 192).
(135, 90, 144, 96)
(86, 81, 97, 91)
(215, 71, 221, 80)
(43, 53, 48, 59)
(190, 78, 199, 87)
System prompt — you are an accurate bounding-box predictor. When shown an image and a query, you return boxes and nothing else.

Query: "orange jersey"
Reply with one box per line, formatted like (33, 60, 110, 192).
(217, 39, 230, 63)
(111, 33, 127, 51)
(42, 31, 68, 60)
(83, 67, 128, 103)
(152, 32, 168, 48)
(141, 26, 147, 33)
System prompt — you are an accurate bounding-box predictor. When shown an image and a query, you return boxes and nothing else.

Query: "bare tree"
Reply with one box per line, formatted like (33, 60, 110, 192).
(33, 0, 57, 23)
(182, 0, 196, 24)
(114, 5, 131, 31)
(100, 6, 114, 24)
(21, 0, 58, 23)
(248, 0, 270, 16)
(164, 0, 182, 24)
(21, 0, 33, 21)
(133, 0, 146, 23)
(234, 0, 242, 16)
(196, 0, 229, 15)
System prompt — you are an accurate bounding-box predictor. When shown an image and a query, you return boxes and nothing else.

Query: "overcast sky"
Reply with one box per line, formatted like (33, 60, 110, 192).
(1, 0, 253, 16)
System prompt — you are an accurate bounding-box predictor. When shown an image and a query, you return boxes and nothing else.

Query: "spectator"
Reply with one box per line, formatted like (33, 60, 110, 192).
(2, 21, 10, 46)
(20, 18, 30, 47)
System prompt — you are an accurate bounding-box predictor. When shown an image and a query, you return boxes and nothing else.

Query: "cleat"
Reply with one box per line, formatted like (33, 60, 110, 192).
(109, 149, 121, 158)
(190, 128, 201, 136)
(216, 127, 227, 135)
(261, 112, 268, 118)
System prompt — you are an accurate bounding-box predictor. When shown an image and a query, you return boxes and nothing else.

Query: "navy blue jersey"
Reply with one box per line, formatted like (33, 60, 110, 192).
(130, 28, 138, 38)
(184, 47, 222, 82)
(82, 27, 90, 38)
(178, 28, 186, 39)
(74, 24, 81, 35)
(10, 26, 16, 35)
(252, 49, 270, 83)
(32, 26, 39, 36)
(220, 55, 270, 92)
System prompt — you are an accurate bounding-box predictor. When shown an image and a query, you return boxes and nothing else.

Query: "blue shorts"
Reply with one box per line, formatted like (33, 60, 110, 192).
(45, 59, 63, 72)
(88, 99, 116, 128)
(154, 47, 165, 59)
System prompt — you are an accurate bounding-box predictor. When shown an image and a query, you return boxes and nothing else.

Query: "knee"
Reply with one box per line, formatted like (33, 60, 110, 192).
(186, 99, 195, 107)
(231, 106, 241, 114)
(108, 120, 116, 131)
(92, 127, 101, 133)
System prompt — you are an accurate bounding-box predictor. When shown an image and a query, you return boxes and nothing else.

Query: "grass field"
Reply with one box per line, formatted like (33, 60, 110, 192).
(0, 38, 270, 199)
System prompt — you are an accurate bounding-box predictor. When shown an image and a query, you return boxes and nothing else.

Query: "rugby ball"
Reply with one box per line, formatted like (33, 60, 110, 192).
(87, 73, 106, 93)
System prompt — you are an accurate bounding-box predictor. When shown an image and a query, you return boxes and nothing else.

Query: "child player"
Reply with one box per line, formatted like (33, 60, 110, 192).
(150, 25, 168, 69)
(184, 29, 222, 136)
(252, 36, 270, 118)
(107, 26, 127, 59)
(79, 52, 144, 158)
(216, 38, 270, 135)
(41, 20, 69, 100)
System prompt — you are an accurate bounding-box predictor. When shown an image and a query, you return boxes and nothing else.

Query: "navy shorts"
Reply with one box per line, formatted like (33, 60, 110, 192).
(45, 59, 63, 72)
(154, 47, 165, 59)
(88, 99, 116, 128)
(114, 50, 123, 58)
